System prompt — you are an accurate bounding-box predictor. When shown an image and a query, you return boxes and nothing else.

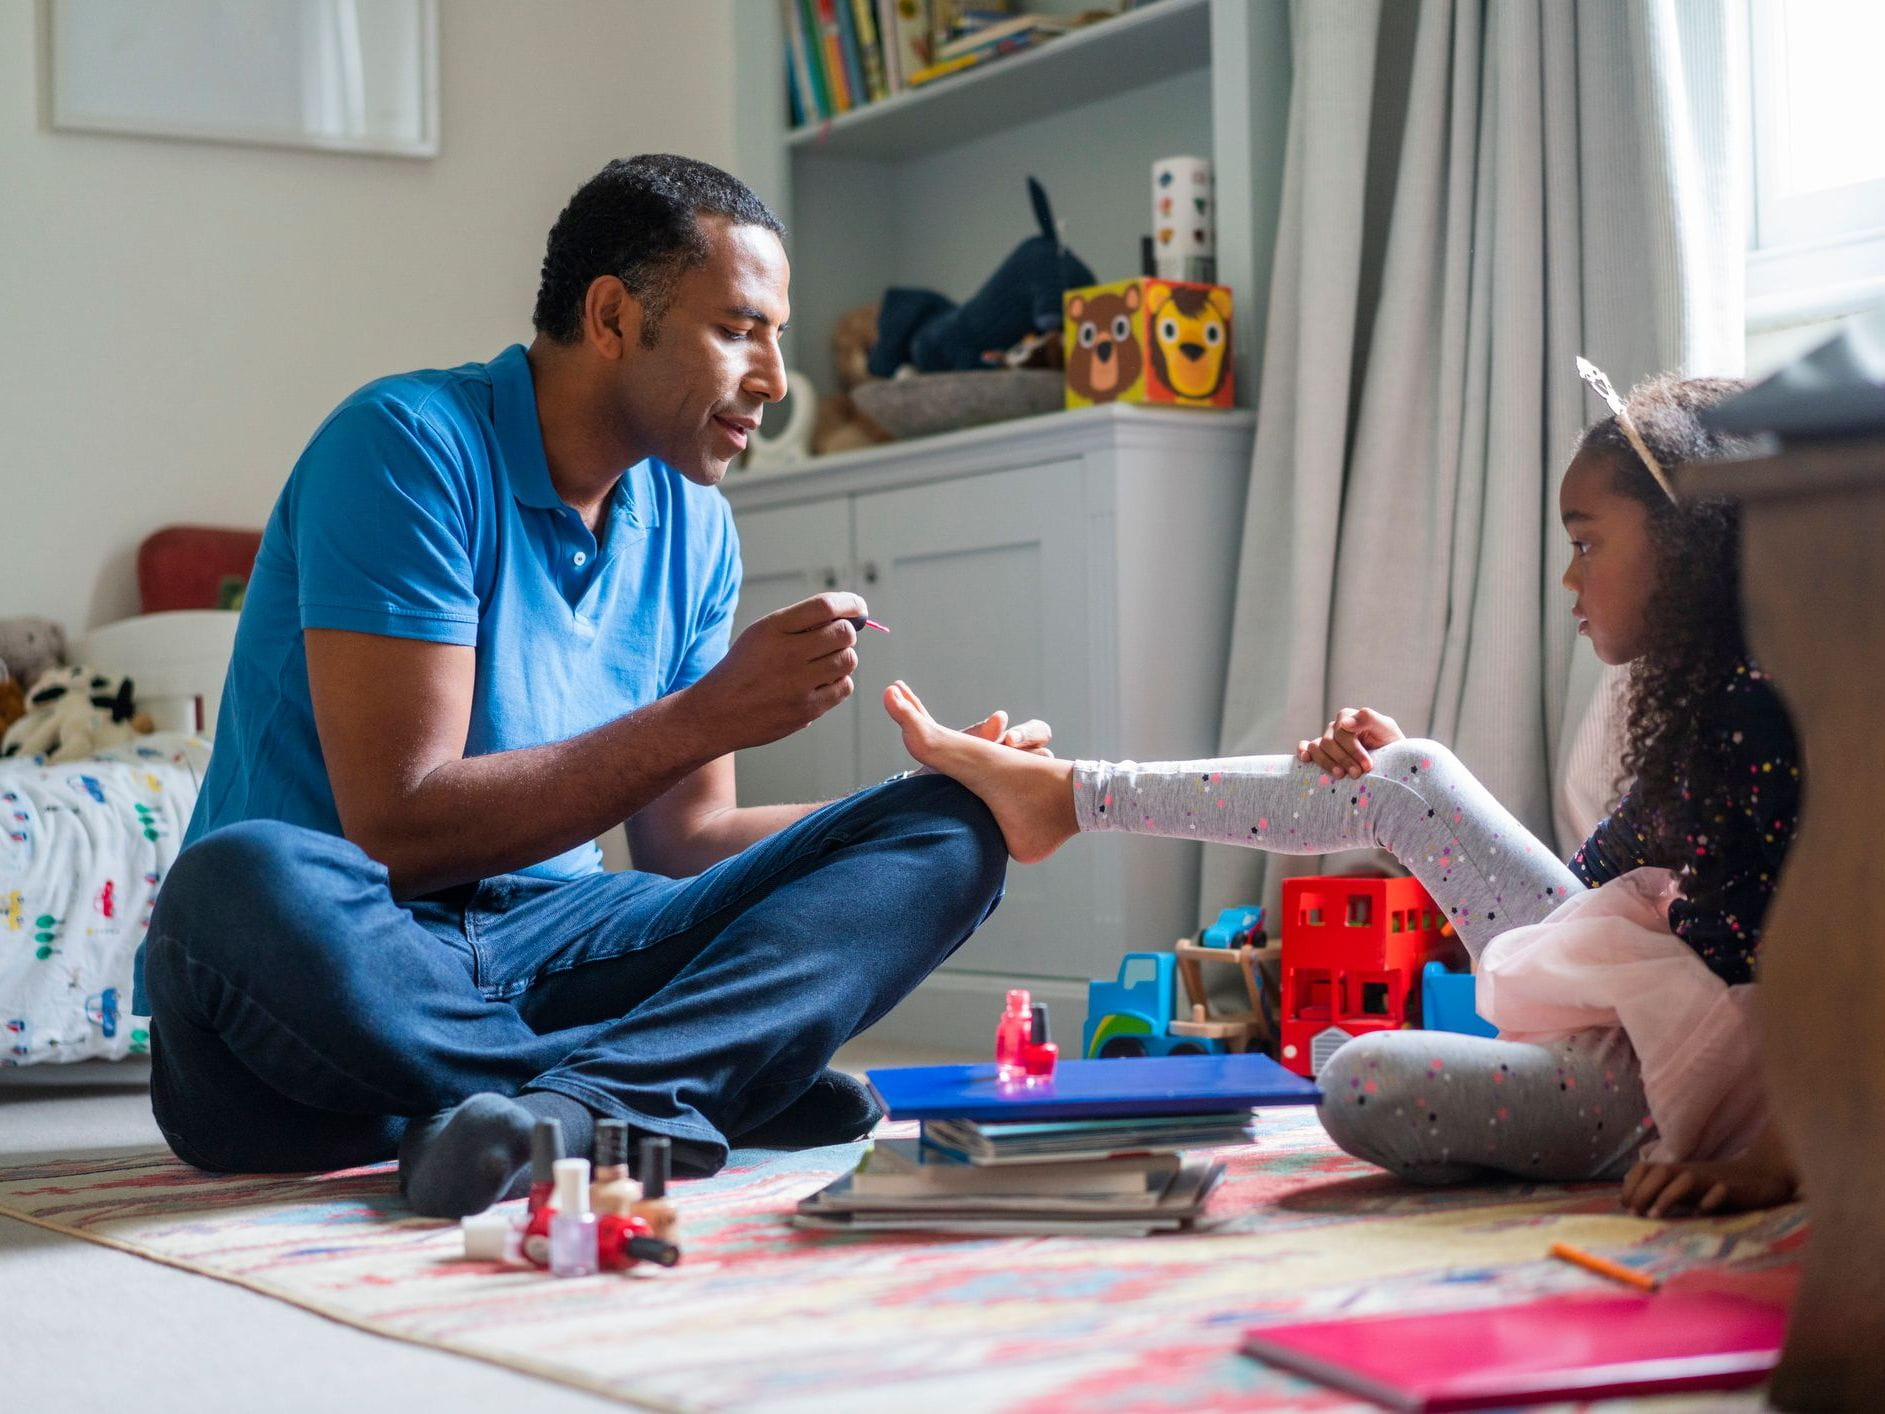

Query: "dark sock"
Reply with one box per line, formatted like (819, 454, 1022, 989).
(397, 1093, 537, 1218)
(732, 1068, 883, 1150)
(398, 1092, 603, 1218)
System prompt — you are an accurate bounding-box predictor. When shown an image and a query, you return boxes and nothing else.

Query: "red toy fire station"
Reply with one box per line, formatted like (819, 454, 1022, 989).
(1277, 875, 1461, 1077)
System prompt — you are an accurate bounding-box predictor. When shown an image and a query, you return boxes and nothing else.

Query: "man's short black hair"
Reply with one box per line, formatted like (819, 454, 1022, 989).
(532, 154, 785, 347)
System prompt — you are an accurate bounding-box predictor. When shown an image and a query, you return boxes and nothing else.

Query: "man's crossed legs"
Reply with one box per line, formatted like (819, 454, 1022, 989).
(144, 774, 1006, 1215)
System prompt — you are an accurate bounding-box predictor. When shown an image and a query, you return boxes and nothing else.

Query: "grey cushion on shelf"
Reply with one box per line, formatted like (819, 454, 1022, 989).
(850, 370, 1063, 440)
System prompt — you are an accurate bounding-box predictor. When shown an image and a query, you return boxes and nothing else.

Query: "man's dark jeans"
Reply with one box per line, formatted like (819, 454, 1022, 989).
(145, 774, 1005, 1176)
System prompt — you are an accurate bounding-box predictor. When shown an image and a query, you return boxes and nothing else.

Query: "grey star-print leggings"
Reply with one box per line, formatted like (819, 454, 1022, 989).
(1072, 738, 1655, 1183)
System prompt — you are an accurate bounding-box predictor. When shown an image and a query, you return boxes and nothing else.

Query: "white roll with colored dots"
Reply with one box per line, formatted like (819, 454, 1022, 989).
(1152, 155, 1214, 281)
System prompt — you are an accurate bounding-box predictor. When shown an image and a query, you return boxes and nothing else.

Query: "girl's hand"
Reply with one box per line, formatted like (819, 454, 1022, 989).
(962, 709, 1055, 757)
(1297, 708, 1404, 779)
(1620, 1152, 1799, 1218)
(903, 709, 1055, 777)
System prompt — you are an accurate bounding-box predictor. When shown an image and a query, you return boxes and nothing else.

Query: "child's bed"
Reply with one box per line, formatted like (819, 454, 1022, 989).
(2, 611, 236, 1065)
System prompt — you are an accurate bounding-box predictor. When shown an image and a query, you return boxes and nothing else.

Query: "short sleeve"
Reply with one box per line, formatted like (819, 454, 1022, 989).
(668, 504, 742, 693)
(289, 403, 481, 646)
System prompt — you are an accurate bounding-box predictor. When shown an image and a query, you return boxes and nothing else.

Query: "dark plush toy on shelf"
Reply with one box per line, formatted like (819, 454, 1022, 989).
(868, 177, 1095, 378)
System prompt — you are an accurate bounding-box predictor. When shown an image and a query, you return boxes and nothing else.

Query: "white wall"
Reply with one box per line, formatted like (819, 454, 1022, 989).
(0, 0, 741, 635)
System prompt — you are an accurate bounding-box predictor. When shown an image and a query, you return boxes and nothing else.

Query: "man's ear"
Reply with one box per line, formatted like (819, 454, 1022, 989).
(584, 276, 645, 357)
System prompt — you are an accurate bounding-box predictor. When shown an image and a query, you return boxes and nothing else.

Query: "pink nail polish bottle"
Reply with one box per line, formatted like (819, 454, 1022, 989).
(995, 988, 1033, 1082)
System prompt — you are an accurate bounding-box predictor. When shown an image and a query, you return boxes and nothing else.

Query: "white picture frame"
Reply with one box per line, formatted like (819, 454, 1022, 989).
(47, 0, 440, 159)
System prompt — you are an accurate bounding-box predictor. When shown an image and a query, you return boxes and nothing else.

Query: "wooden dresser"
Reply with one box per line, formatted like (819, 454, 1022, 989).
(1680, 436, 1885, 1408)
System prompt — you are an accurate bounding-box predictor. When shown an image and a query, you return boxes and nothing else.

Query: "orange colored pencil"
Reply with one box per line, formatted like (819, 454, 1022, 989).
(1549, 1241, 1660, 1292)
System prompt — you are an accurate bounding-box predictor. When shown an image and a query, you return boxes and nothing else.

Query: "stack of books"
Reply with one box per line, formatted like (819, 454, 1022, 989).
(794, 1053, 1319, 1237)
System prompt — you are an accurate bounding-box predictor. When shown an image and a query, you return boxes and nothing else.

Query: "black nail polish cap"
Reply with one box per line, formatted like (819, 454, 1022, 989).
(639, 1135, 670, 1198)
(531, 1117, 564, 1184)
(1030, 1002, 1050, 1045)
(595, 1118, 629, 1170)
(626, 1234, 681, 1267)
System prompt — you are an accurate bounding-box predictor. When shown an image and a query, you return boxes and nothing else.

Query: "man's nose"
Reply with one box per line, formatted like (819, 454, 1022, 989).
(748, 345, 789, 404)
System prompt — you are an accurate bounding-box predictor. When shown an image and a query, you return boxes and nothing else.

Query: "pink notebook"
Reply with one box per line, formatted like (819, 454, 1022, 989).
(1240, 1290, 1785, 1411)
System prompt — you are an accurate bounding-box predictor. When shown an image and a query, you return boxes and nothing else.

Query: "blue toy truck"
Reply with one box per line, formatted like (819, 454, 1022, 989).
(1083, 952, 1230, 1058)
(1084, 906, 1272, 1059)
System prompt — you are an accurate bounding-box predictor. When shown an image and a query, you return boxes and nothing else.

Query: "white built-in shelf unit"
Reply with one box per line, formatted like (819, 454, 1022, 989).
(734, 0, 1288, 417)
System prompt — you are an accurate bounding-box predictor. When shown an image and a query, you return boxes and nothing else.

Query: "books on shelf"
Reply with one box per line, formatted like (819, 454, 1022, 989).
(784, 0, 1106, 124)
(876, 0, 929, 93)
(813, 0, 854, 112)
(934, 11, 1082, 61)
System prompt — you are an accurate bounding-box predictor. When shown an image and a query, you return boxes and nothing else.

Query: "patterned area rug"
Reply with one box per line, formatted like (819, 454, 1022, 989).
(0, 1108, 1802, 1412)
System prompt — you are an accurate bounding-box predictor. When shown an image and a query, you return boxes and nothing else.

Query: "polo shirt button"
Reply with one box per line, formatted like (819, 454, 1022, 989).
(573, 551, 588, 567)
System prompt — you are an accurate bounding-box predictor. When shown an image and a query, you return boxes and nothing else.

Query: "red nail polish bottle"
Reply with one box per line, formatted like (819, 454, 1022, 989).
(520, 1117, 563, 1267)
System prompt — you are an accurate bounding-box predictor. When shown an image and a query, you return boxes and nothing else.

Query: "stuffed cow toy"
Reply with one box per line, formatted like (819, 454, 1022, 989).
(1, 665, 150, 764)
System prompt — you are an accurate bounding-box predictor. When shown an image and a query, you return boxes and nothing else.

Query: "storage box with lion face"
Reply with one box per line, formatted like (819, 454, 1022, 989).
(1062, 278, 1234, 410)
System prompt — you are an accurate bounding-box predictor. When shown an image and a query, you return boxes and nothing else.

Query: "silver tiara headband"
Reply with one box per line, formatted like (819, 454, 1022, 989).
(1575, 356, 1676, 502)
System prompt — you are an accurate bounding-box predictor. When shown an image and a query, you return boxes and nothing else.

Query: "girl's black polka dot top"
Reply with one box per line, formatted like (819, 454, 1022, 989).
(1569, 661, 1801, 986)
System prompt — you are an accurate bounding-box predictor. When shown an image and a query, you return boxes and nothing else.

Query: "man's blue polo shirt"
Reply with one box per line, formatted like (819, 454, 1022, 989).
(136, 345, 742, 1014)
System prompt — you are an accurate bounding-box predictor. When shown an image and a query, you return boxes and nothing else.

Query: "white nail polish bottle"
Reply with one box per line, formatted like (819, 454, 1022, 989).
(548, 1157, 598, 1277)
(460, 1210, 524, 1265)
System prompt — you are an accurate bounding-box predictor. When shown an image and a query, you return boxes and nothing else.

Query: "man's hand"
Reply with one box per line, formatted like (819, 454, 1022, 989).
(685, 593, 868, 751)
(1297, 707, 1403, 778)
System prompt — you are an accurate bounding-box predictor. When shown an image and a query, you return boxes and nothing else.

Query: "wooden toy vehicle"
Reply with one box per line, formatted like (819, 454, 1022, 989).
(1277, 875, 1458, 1077)
(1084, 909, 1271, 1059)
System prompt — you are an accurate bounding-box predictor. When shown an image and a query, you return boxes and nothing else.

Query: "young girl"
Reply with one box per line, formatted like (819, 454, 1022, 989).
(884, 371, 1803, 1218)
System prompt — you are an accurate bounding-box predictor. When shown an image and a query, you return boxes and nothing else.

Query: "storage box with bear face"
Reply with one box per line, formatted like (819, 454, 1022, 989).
(1062, 278, 1234, 410)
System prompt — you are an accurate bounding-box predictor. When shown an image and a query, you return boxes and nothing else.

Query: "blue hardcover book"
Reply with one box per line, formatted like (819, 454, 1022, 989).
(866, 1053, 1320, 1123)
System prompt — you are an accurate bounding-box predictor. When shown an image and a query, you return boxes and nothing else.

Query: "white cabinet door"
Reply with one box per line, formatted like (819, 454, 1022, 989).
(851, 459, 1104, 980)
(724, 499, 859, 809)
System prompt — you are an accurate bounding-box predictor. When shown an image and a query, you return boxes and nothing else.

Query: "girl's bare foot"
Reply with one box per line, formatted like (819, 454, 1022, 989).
(883, 680, 1078, 863)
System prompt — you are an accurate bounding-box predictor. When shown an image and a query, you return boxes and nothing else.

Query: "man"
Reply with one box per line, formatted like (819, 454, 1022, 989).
(138, 155, 1029, 1218)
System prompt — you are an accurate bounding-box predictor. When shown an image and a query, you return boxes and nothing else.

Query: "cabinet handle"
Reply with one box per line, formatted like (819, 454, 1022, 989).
(822, 567, 839, 589)
(862, 561, 879, 585)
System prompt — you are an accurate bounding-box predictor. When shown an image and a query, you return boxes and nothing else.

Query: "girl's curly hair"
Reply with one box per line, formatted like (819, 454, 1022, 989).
(1576, 373, 1752, 864)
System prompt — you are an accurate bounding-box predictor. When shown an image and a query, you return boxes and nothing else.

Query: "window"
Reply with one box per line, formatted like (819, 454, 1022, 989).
(1746, 0, 1885, 336)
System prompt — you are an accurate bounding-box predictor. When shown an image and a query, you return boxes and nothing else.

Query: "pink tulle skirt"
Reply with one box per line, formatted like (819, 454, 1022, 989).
(1476, 867, 1766, 1163)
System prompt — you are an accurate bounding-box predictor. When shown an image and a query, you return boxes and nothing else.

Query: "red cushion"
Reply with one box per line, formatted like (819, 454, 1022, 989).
(137, 526, 263, 615)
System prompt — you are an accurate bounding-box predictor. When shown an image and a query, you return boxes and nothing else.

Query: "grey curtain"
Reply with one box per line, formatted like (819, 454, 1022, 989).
(1201, 0, 1747, 922)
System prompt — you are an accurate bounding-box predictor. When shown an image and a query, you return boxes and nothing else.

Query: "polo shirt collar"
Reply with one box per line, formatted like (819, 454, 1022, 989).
(491, 344, 563, 511)
(489, 344, 659, 529)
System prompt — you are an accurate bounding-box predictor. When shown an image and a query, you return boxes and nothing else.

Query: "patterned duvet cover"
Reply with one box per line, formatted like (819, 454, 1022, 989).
(1, 734, 208, 1064)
